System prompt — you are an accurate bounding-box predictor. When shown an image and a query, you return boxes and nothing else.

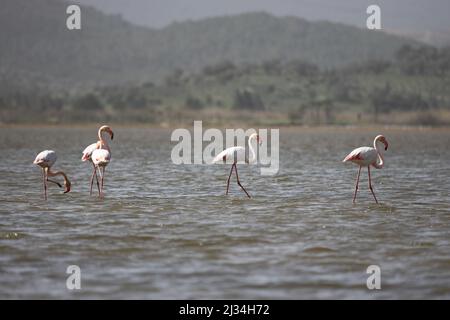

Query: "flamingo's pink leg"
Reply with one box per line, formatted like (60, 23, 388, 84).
(101, 167, 105, 188)
(42, 168, 47, 200)
(99, 166, 105, 197)
(234, 164, 251, 198)
(353, 166, 361, 203)
(89, 166, 95, 196)
(368, 166, 378, 204)
(89, 164, 100, 196)
(226, 164, 234, 195)
(95, 167, 100, 192)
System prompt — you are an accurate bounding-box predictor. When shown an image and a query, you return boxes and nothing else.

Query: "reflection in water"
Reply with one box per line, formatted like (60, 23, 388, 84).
(0, 126, 449, 299)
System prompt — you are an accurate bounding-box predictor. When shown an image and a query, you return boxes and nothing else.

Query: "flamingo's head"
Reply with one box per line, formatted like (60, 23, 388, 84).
(376, 135, 388, 151)
(250, 133, 262, 146)
(256, 134, 262, 146)
(100, 125, 114, 140)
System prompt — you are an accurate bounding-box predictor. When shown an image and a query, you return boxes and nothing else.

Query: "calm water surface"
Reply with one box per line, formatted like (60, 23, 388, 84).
(0, 126, 449, 299)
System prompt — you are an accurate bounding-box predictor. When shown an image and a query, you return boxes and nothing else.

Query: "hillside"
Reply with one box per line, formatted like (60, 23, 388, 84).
(0, 0, 420, 90)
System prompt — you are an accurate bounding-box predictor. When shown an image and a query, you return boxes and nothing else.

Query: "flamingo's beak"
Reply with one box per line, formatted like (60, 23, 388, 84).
(64, 183, 71, 194)
(384, 141, 388, 151)
(110, 131, 114, 140)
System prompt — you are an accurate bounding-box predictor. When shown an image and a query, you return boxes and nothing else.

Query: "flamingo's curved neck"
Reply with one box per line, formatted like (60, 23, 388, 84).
(98, 128, 109, 149)
(373, 137, 384, 169)
(249, 136, 257, 163)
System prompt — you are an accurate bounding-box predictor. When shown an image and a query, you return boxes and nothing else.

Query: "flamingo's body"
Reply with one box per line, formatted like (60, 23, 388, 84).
(92, 148, 111, 167)
(213, 146, 248, 164)
(81, 125, 114, 197)
(343, 135, 389, 203)
(33, 150, 71, 200)
(212, 133, 261, 198)
(34, 150, 57, 168)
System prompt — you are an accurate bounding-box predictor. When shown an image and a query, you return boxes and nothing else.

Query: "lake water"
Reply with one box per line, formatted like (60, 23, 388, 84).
(0, 126, 449, 299)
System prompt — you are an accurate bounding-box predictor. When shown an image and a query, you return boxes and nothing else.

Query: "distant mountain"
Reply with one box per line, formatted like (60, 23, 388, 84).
(75, 0, 450, 47)
(0, 0, 421, 90)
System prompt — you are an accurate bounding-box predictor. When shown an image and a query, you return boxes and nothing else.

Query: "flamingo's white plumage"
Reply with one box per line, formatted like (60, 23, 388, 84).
(34, 150, 57, 168)
(81, 142, 100, 162)
(92, 148, 111, 167)
(343, 134, 389, 203)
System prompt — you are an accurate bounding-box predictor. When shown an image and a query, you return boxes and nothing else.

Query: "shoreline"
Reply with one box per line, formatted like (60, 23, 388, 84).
(1, 122, 449, 132)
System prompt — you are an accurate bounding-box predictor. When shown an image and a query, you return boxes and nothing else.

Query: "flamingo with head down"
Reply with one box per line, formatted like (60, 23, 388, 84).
(33, 150, 71, 200)
(343, 134, 389, 204)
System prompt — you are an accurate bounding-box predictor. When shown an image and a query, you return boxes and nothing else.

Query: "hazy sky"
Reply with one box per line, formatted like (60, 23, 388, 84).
(74, 0, 450, 43)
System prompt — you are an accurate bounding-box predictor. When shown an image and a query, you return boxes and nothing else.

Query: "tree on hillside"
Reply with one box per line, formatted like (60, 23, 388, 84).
(233, 88, 265, 111)
(73, 93, 104, 111)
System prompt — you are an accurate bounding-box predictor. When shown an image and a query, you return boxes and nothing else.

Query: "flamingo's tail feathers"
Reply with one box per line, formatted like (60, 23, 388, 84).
(212, 151, 228, 164)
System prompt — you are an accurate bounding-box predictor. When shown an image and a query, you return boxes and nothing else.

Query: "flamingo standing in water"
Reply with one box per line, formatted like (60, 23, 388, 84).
(212, 133, 261, 198)
(81, 125, 114, 196)
(33, 150, 71, 200)
(92, 126, 113, 197)
(343, 135, 389, 204)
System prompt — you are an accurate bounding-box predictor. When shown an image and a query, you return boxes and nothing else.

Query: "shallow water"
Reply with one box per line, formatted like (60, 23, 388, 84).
(0, 126, 449, 299)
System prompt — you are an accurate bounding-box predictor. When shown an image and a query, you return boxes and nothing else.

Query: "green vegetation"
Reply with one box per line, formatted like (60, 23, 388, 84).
(1, 45, 450, 126)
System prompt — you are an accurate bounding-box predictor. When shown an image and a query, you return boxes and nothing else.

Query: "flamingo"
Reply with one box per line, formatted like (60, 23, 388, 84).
(343, 134, 389, 204)
(81, 125, 114, 196)
(91, 126, 113, 197)
(212, 133, 261, 198)
(33, 150, 71, 200)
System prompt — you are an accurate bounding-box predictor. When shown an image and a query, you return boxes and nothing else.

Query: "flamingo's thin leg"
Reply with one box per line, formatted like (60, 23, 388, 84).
(368, 166, 378, 204)
(226, 163, 234, 195)
(94, 166, 100, 194)
(353, 166, 361, 203)
(234, 164, 251, 198)
(95, 165, 102, 197)
(89, 165, 95, 196)
(99, 166, 105, 197)
(89, 164, 100, 196)
(101, 167, 105, 188)
(42, 168, 47, 200)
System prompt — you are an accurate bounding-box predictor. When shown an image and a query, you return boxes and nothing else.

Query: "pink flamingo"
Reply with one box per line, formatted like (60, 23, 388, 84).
(212, 133, 261, 198)
(81, 125, 114, 196)
(33, 150, 71, 200)
(343, 135, 389, 204)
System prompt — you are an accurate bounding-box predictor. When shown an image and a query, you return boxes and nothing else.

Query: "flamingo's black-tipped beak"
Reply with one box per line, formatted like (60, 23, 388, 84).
(110, 132, 114, 140)
(64, 184, 71, 194)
